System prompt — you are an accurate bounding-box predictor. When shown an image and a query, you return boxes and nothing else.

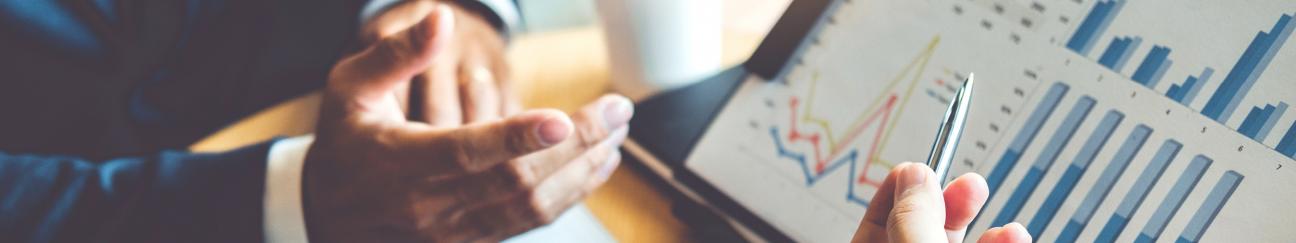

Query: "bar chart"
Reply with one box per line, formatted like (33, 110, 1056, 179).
(1050, 124, 1152, 241)
(1164, 68, 1212, 105)
(1177, 171, 1244, 243)
(965, 1, 1293, 240)
(1092, 139, 1182, 242)
(1065, 0, 1124, 55)
(984, 83, 1070, 197)
(1130, 46, 1172, 88)
(684, 0, 1296, 241)
(1133, 155, 1213, 243)
(991, 95, 1097, 227)
(1065, 0, 1296, 157)
(970, 86, 1268, 242)
(1199, 15, 1293, 124)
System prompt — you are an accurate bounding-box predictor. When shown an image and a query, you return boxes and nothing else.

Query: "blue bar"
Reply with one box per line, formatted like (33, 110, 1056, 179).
(1178, 68, 1214, 105)
(1058, 124, 1153, 243)
(992, 96, 1098, 227)
(1166, 81, 1185, 101)
(1098, 36, 1142, 71)
(1177, 171, 1244, 243)
(1237, 105, 1275, 138)
(1132, 46, 1173, 87)
(1066, 0, 1125, 55)
(1098, 36, 1130, 69)
(986, 83, 1070, 197)
(1257, 102, 1289, 141)
(1237, 102, 1288, 140)
(1202, 14, 1295, 122)
(1150, 60, 1173, 88)
(1279, 120, 1296, 158)
(1135, 155, 1213, 243)
(1027, 110, 1124, 236)
(1095, 139, 1183, 242)
(977, 83, 1071, 228)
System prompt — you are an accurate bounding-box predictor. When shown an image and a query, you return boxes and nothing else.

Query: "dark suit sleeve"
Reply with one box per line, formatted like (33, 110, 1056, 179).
(0, 141, 277, 243)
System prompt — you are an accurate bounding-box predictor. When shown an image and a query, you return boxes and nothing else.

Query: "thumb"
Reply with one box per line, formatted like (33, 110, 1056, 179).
(386, 109, 573, 174)
(328, 3, 454, 105)
(886, 163, 948, 242)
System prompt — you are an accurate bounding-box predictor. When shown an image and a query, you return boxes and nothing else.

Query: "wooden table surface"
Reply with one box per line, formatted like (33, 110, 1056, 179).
(190, 26, 762, 242)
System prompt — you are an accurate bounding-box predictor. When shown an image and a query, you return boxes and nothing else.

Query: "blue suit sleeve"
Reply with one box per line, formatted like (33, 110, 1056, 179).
(0, 141, 276, 242)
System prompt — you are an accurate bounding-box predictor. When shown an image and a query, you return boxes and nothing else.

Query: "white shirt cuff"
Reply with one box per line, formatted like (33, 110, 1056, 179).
(360, 0, 523, 35)
(264, 135, 315, 243)
(475, 0, 524, 35)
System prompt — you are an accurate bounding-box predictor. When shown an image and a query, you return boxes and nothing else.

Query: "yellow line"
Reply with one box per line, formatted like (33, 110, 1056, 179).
(800, 72, 841, 149)
(796, 36, 942, 163)
(873, 37, 941, 163)
(874, 158, 896, 168)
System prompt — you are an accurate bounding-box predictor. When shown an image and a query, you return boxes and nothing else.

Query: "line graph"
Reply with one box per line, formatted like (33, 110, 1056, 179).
(765, 36, 941, 207)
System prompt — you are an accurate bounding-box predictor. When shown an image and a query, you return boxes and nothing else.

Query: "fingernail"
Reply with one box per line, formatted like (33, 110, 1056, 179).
(435, 3, 455, 36)
(536, 117, 570, 146)
(1006, 222, 1026, 231)
(601, 96, 634, 129)
(897, 164, 928, 191)
(596, 151, 622, 180)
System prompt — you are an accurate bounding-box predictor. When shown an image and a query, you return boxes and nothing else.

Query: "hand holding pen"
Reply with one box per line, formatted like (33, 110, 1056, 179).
(849, 74, 1032, 243)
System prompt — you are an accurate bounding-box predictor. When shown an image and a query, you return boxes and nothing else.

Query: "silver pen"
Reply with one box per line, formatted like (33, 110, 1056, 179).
(925, 73, 974, 187)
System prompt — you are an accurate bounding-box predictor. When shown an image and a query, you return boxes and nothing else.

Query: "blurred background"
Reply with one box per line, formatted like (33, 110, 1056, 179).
(519, 0, 788, 35)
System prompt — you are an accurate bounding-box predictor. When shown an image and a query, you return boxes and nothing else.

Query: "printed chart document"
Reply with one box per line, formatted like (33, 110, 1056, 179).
(685, 0, 1296, 242)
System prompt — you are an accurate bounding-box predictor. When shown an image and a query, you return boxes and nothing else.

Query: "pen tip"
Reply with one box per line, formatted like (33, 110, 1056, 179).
(959, 73, 974, 92)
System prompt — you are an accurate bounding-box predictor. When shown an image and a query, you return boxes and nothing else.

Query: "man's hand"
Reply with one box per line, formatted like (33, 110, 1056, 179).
(304, 5, 632, 242)
(362, 0, 517, 125)
(851, 163, 1032, 243)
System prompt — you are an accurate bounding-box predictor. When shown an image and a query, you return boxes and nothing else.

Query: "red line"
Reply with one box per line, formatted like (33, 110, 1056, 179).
(783, 94, 900, 181)
(787, 97, 800, 141)
(858, 95, 898, 185)
(830, 95, 899, 157)
(787, 97, 830, 172)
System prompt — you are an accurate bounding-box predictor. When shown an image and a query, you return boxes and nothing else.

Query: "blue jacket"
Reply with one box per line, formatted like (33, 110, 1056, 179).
(0, 0, 364, 241)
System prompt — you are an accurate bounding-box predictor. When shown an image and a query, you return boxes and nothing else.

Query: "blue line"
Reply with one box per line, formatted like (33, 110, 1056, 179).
(817, 151, 856, 182)
(1096, 139, 1183, 242)
(1136, 155, 1212, 243)
(1177, 171, 1243, 243)
(992, 96, 1097, 227)
(770, 127, 814, 183)
(1027, 110, 1124, 236)
(769, 127, 869, 207)
(842, 150, 869, 207)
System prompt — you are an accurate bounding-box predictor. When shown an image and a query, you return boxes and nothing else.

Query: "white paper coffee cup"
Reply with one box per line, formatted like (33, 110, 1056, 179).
(596, 0, 722, 99)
